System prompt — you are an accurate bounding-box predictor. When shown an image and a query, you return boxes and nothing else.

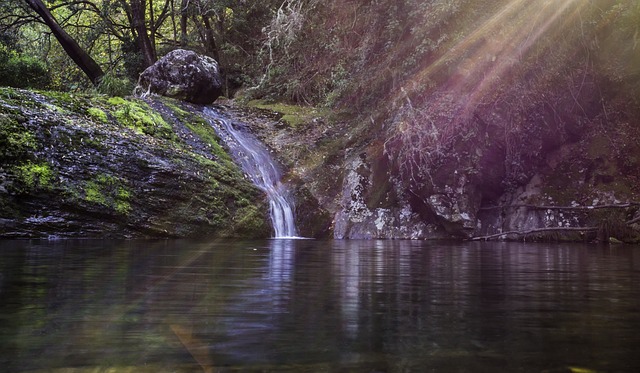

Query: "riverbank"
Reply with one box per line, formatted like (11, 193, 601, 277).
(2, 87, 639, 242)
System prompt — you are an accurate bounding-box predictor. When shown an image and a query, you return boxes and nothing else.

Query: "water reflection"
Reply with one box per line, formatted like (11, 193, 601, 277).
(268, 239, 294, 310)
(1, 240, 640, 372)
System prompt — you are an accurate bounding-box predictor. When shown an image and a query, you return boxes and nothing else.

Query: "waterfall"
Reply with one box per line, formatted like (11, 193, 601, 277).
(202, 107, 298, 238)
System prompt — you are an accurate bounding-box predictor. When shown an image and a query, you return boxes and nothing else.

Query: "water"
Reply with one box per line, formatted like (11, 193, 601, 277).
(202, 107, 297, 238)
(1, 240, 640, 372)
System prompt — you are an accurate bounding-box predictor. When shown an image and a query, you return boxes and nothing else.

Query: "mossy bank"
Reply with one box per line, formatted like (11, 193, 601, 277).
(0, 88, 270, 238)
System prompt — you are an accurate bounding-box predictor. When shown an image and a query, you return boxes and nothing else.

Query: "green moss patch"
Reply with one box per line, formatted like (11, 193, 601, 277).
(84, 174, 132, 215)
(14, 161, 53, 190)
(107, 97, 174, 139)
(247, 100, 330, 128)
(86, 107, 108, 123)
(0, 114, 36, 160)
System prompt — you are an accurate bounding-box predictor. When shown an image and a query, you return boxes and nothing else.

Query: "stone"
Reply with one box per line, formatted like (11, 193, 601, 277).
(332, 153, 446, 239)
(136, 49, 223, 105)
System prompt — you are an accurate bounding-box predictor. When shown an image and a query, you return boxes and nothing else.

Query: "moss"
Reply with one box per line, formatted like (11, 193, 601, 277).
(231, 204, 271, 237)
(160, 99, 238, 166)
(0, 87, 31, 113)
(84, 174, 131, 215)
(0, 114, 36, 160)
(37, 90, 92, 114)
(159, 99, 190, 117)
(187, 119, 236, 160)
(38, 90, 76, 103)
(246, 100, 330, 128)
(106, 96, 127, 106)
(85, 183, 106, 205)
(14, 161, 53, 190)
(86, 107, 108, 123)
(107, 97, 175, 139)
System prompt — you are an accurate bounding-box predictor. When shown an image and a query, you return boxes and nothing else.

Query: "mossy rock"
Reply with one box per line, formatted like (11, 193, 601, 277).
(246, 100, 330, 129)
(14, 161, 54, 191)
(83, 174, 132, 215)
(107, 96, 175, 139)
(0, 87, 277, 239)
(0, 114, 36, 161)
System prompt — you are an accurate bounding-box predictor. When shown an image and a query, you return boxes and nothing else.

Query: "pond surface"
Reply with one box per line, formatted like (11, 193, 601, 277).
(1, 239, 640, 372)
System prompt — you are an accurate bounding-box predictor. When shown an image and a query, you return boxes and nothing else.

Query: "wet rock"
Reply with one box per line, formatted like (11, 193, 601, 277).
(0, 88, 270, 239)
(333, 152, 445, 239)
(137, 49, 223, 104)
(210, 103, 334, 238)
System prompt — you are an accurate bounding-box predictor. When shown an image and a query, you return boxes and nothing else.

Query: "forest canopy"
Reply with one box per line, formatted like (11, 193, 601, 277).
(1, 0, 638, 107)
(0, 0, 284, 93)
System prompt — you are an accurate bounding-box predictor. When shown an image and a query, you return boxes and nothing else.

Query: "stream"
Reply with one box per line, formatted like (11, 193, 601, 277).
(203, 107, 298, 238)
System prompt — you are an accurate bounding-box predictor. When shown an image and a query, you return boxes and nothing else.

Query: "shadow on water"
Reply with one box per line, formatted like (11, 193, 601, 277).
(1, 239, 640, 372)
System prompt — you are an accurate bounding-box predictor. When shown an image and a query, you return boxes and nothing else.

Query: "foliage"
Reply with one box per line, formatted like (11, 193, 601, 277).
(252, 0, 640, 196)
(94, 72, 134, 97)
(0, 41, 51, 89)
(0, 0, 283, 92)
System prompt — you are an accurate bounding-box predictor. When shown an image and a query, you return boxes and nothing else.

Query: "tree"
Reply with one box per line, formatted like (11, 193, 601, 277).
(23, 0, 104, 85)
(2, 0, 283, 91)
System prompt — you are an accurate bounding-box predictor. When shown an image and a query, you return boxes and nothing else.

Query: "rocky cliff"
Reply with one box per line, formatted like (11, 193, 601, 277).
(2, 85, 639, 242)
(239, 95, 640, 243)
(244, 0, 640, 243)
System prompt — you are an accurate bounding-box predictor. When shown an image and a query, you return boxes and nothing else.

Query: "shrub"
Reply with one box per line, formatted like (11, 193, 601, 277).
(95, 72, 134, 97)
(0, 45, 51, 89)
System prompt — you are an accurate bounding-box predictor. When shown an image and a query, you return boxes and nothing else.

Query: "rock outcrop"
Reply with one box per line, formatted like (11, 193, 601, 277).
(236, 93, 640, 242)
(136, 49, 223, 105)
(0, 88, 269, 239)
(332, 152, 444, 239)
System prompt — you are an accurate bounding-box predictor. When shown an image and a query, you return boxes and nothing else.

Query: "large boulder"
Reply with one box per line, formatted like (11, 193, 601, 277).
(137, 49, 223, 105)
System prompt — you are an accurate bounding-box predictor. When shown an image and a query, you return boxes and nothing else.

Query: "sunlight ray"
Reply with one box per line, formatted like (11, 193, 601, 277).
(398, 0, 587, 111)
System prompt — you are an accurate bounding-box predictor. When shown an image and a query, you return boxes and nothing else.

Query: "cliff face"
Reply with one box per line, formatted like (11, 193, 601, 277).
(0, 88, 271, 239)
(250, 0, 640, 242)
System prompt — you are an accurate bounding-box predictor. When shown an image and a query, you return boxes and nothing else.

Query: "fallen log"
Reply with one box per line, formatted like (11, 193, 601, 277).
(480, 203, 639, 211)
(470, 226, 599, 241)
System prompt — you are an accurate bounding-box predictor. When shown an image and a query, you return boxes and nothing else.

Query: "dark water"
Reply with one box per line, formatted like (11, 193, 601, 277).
(1, 240, 640, 373)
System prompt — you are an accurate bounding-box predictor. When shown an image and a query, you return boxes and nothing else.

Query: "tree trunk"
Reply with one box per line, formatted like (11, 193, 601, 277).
(147, 0, 156, 54)
(200, 14, 220, 61)
(180, 0, 189, 47)
(130, 0, 157, 67)
(24, 0, 104, 85)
